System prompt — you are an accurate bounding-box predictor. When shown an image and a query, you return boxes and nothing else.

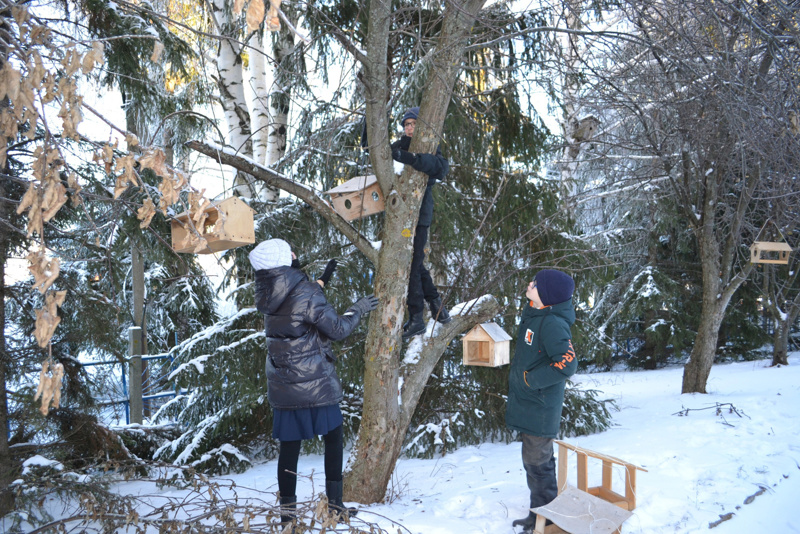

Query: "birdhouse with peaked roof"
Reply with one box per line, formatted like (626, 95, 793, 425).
(462, 322, 512, 367)
(324, 174, 385, 221)
(750, 241, 792, 265)
(171, 196, 255, 254)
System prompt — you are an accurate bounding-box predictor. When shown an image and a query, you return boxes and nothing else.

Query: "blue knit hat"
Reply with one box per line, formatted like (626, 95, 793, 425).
(400, 107, 420, 126)
(535, 269, 575, 306)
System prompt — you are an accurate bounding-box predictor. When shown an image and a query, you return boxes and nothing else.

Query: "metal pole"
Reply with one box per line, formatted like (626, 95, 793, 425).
(128, 326, 143, 424)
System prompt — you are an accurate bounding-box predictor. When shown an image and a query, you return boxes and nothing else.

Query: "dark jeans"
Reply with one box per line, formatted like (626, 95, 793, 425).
(278, 424, 344, 498)
(408, 225, 440, 316)
(521, 434, 557, 509)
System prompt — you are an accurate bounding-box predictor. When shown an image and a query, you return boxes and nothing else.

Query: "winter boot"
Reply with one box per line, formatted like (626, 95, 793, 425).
(402, 312, 426, 340)
(325, 480, 358, 519)
(511, 512, 537, 532)
(279, 494, 296, 530)
(511, 460, 557, 531)
(428, 297, 452, 324)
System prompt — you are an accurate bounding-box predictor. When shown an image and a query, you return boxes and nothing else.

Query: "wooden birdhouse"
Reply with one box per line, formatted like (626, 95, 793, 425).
(324, 175, 385, 221)
(171, 196, 255, 254)
(462, 322, 512, 367)
(750, 241, 792, 265)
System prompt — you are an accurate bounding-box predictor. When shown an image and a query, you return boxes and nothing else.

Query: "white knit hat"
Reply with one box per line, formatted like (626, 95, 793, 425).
(248, 239, 292, 271)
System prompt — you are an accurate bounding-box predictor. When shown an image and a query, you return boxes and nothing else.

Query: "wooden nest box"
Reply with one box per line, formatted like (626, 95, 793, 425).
(750, 241, 792, 265)
(324, 175, 385, 221)
(171, 196, 255, 254)
(462, 322, 512, 367)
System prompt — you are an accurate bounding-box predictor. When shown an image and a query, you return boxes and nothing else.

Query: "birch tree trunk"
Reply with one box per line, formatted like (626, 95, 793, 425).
(263, 25, 296, 202)
(209, 0, 256, 198)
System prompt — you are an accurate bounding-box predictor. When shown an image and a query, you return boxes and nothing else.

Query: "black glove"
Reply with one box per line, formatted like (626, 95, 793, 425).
(352, 295, 379, 316)
(319, 259, 337, 285)
(392, 149, 417, 166)
(391, 135, 411, 152)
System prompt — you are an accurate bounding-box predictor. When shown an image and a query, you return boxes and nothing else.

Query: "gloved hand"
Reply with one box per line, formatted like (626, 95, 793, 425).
(352, 295, 379, 316)
(319, 259, 337, 285)
(392, 148, 417, 166)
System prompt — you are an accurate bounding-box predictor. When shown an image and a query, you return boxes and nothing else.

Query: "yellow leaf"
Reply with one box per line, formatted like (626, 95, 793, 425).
(233, 0, 245, 15)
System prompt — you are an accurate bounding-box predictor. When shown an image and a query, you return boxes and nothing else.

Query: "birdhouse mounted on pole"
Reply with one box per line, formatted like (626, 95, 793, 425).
(749, 241, 792, 265)
(462, 322, 512, 367)
(324, 174, 385, 221)
(171, 196, 255, 254)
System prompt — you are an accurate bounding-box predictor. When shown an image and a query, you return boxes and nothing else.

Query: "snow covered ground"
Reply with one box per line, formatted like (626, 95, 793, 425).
(229, 352, 800, 533)
(13, 353, 800, 533)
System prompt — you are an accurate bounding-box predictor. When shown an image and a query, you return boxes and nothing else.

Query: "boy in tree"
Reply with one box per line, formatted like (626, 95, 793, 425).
(505, 269, 577, 532)
(391, 106, 452, 339)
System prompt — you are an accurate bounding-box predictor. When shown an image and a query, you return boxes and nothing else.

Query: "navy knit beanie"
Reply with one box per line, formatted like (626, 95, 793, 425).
(400, 107, 420, 126)
(535, 269, 575, 306)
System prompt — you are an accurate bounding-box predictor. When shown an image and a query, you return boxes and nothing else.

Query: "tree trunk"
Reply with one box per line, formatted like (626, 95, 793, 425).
(0, 172, 15, 517)
(772, 320, 790, 366)
(263, 25, 295, 203)
(682, 308, 724, 393)
(343, 0, 487, 504)
(210, 0, 255, 198)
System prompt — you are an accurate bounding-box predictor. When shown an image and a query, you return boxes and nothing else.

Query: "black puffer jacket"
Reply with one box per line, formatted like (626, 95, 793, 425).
(391, 135, 449, 227)
(255, 266, 362, 410)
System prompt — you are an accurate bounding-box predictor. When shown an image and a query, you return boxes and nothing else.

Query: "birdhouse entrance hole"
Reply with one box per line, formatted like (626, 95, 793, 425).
(324, 174, 385, 221)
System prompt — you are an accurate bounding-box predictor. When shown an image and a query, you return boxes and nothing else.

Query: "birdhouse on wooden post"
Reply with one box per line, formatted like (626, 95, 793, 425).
(750, 241, 792, 265)
(324, 175, 385, 221)
(171, 196, 255, 254)
(462, 323, 512, 367)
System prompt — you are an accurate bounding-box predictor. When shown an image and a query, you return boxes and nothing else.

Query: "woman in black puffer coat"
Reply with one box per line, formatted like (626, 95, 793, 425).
(249, 239, 377, 526)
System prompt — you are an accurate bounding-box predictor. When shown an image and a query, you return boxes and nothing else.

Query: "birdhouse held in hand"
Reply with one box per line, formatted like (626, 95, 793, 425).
(462, 322, 512, 367)
(171, 196, 255, 254)
(324, 174, 385, 221)
(750, 241, 792, 265)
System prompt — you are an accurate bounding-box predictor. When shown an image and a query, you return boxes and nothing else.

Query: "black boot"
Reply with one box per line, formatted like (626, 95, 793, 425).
(402, 312, 426, 340)
(512, 460, 557, 532)
(279, 494, 296, 529)
(325, 480, 358, 518)
(428, 297, 452, 324)
(511, 512, 537, 532)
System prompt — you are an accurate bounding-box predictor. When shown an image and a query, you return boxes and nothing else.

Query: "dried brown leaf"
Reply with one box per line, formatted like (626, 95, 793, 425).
(67, 172, 82, 206)
(42, 181, 67, 222)
(137, 197, 156, 228)
(138, 147, 167, 176)
(246, 0, 265, 33)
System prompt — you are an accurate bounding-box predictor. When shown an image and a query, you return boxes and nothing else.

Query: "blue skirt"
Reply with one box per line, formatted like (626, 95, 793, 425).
(272, 404, 343, 441)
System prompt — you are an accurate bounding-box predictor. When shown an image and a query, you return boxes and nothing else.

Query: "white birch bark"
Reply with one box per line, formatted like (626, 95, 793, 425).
(263, 26, 296, 204)
(209, 0, 256, 198)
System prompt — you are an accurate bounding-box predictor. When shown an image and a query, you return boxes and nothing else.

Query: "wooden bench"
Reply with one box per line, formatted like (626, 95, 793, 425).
(528, 441, 647, 534)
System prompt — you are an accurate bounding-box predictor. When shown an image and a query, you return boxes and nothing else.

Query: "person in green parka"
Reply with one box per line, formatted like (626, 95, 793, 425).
(506, 269, 577, 533)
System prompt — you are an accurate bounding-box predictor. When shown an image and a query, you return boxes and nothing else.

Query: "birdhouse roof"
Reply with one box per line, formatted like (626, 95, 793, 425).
(324, 175, 378, 195)
(751, 241, 792, 252)
(477, 322, 512, 342)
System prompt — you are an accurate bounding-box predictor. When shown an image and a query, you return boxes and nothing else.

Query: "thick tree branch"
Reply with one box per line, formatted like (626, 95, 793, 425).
(399, 295, 502, 420)
(186, 140, 379, 265)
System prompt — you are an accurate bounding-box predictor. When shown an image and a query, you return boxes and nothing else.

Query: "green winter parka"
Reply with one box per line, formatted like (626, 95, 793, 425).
(505, 298, 577, 438)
